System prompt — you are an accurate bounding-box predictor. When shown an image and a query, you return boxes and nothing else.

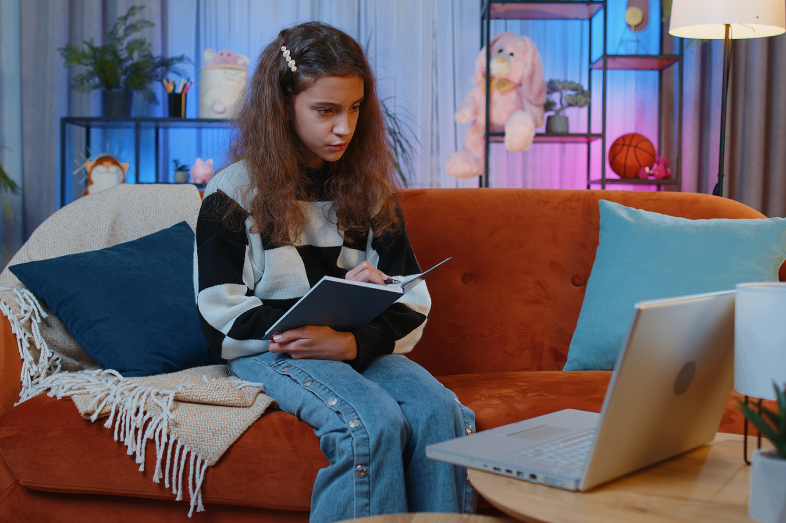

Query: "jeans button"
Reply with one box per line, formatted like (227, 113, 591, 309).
(281, 365, 291, 372)
(466, 426, 474, 435)
(348, 419, 360, 428)
(328, 397, 338, 407)
(303, 378, 313, 387)
(355, 465, 367, 478)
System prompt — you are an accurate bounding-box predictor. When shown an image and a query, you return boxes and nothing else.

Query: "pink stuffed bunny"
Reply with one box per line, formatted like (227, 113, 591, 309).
(446, 32, 546, 178)
(191, 158, 214, 185)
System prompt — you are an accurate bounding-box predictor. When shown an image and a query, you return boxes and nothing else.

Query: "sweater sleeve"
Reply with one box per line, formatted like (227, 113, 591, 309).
(194, 191, 285, 360)
(348, 214, 431, 372)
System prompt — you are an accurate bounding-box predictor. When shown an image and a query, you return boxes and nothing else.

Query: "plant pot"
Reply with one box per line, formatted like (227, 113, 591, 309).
(173, 170, 190, 184)
(546, 115, 569, 134)
(750, 449, 786, 523)
(102, 89, 133, 118)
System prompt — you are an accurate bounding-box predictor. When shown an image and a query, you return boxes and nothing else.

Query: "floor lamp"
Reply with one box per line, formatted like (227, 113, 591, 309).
(668, 0, 785, 197)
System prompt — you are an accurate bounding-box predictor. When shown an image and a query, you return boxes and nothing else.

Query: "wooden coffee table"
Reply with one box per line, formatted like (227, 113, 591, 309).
(348, 514, 514, 523)
(469, 433, 764, 523)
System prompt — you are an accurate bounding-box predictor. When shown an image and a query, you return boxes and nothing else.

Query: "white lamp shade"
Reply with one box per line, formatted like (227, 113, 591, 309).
(669, 0, 786, 39)
(734, 283, 786, 400)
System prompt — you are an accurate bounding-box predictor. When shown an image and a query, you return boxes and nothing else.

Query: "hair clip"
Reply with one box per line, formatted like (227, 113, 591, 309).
(280, 46, 298, 73)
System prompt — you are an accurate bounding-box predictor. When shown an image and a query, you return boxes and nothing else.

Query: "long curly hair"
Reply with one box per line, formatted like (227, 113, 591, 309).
(227, 21, 401, 246)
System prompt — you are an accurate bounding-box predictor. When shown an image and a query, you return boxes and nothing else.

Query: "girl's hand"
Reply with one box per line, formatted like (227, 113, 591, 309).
(269, 326, 357, 361)
(345, 261, 389, 285)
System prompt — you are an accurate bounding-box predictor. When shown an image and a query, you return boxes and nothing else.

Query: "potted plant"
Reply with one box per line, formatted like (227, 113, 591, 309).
(543, 80, 591, 134)
(0, 147, 21, 267)
(381, 97, 418, 187)
(739, 382, 786, 523)
(58, 5, 189, 118)
(172, 159, 190, 184)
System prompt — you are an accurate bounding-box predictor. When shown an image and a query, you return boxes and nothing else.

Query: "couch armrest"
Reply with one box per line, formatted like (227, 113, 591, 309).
(0, 315, 21, 418)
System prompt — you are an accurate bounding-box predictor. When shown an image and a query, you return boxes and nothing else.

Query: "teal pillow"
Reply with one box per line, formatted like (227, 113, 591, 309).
(564, 200, 786, 371)
(10, 221, 222, 377)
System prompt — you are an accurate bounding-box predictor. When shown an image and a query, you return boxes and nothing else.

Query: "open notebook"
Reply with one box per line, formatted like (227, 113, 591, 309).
(262, 258, 451, 340)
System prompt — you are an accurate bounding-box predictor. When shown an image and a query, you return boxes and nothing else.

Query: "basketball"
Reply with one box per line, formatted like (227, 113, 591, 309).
(608, 134, 656, 179)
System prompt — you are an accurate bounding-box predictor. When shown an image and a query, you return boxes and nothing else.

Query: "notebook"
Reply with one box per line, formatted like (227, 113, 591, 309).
(426, 290, 736, 491)
(262, 258, 451, 340)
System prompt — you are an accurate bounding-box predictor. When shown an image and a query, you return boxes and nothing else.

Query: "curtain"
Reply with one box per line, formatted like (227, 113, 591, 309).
(668, 27, 786, 216)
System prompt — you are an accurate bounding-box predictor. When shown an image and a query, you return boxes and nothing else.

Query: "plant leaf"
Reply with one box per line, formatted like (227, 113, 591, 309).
(0, 147, 20, 195)
(57, 5, 189, 104)
(739, 392, 786, 459)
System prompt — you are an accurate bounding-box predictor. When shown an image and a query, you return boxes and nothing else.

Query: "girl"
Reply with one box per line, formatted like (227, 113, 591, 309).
(194, 21, 475, 523)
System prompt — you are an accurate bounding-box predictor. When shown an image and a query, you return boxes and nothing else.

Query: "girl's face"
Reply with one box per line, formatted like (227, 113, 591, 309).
(291, 75, 364, 168)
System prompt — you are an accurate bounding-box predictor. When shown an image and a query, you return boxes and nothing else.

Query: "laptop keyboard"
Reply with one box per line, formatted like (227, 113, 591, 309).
(511, 429, 596, 467)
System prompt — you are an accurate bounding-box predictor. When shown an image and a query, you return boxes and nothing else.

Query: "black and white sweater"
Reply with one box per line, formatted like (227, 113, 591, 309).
(194, 161, 430, 372)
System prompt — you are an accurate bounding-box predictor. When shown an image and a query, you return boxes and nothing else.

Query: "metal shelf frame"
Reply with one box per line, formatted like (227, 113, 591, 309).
(60, 117, 231, 207)
(479, 0, 683, 191)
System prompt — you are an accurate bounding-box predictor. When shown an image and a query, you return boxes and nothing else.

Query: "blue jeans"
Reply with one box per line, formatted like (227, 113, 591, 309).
(228, 352, 477, 523)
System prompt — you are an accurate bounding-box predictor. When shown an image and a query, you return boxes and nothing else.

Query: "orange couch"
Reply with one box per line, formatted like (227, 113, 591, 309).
(0, 188, 779, 522)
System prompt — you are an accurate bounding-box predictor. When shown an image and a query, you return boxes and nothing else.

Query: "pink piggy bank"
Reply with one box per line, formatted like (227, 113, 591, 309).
(191, 158, 214, 185)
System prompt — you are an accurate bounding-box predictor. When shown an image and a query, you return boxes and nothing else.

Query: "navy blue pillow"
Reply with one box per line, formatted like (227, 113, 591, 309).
(10, 221, 222, 377)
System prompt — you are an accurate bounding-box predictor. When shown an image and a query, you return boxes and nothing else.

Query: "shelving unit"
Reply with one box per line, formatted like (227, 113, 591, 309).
(60, 116, 231, 207)
(479, 0, 682, 190)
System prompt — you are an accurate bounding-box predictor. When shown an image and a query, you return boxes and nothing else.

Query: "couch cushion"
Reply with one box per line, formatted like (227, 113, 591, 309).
(9, 222, 222, 377)
(0, 371, 608, 509)
(0, 394, 325, 511)
(0, 371, 761, 510)
(400, 189, 774, 376)
(440, 371, 612, 431)
(564, 200, 786, 371)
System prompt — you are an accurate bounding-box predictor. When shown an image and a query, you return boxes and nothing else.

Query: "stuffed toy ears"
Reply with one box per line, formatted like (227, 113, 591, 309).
(519, 41, 547, 109)
(471, 32, 516, 84)
(204, 48, 216, 67)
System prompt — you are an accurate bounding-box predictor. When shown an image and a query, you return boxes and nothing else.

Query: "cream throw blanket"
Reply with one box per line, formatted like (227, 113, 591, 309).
(0, 185, 275, 516)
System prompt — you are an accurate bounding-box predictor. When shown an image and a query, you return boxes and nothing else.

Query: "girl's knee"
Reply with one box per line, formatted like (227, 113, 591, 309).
(366, 398, 409, 447)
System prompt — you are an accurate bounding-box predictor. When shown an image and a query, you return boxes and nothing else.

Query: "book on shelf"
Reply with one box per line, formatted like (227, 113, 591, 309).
(262, 258, 451, 340)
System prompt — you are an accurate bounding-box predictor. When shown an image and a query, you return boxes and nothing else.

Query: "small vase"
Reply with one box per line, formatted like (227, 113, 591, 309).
(749, 449, 786, 523)
(546, 115, 569, 134)
(173, 170, 190, 184)
(102, 89, 133, 118)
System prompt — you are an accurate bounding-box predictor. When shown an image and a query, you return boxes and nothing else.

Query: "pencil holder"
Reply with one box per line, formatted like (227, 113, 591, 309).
(168, 92, 187, 118)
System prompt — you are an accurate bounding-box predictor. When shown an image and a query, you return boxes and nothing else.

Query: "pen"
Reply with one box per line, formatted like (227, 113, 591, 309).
(384, 278, 400, 285)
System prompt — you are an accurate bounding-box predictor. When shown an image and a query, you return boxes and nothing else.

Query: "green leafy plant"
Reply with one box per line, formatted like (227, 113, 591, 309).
(363, 35, 419, 187)
(0, 147, 21, 196)
(543, 80, 591, 116)
(0, 147, 21, 267)
(739, 382, 786, 458)
(381, 97, 419, 187)
(172, 159, 190, 174)
(58, 5, 189, 104)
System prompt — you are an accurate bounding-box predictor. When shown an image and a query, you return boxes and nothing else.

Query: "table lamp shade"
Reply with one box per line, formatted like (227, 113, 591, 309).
(669, 0, 786, 39)
(734, 283, 786, 400)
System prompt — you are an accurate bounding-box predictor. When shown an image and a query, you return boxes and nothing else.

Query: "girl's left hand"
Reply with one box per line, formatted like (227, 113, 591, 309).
(344, 261, 389, 285)
(269, 326, 357, 361)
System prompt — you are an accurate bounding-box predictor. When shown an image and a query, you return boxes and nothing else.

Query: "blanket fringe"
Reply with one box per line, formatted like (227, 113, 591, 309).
(0, 288, 61, 403)
(0, 290, 252, 517)
(34, 370, 209, 517)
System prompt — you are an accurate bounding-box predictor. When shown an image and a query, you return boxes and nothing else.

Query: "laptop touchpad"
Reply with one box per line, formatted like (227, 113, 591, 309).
(506, 425, 569, 441)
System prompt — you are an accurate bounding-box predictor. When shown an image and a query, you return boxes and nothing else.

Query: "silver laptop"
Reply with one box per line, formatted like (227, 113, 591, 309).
(426, 290, 735, 491)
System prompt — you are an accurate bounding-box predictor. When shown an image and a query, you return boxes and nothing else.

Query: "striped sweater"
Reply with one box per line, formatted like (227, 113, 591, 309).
(193, 161, 430, 371)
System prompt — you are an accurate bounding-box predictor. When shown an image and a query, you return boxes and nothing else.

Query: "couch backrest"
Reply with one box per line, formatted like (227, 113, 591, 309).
(399, 188, 778, 377)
